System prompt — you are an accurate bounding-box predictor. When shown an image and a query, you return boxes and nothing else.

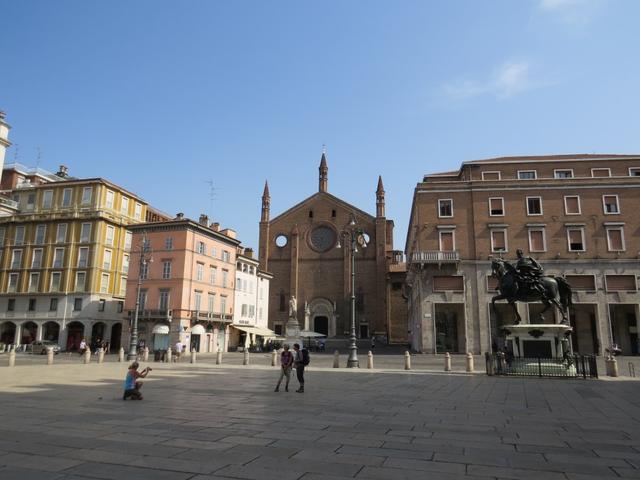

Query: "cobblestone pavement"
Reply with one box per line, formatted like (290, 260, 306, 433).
(0, 361, 639, 480)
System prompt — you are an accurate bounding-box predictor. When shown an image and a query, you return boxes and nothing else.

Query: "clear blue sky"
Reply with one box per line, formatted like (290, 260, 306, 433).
(2, 0, 639, 251)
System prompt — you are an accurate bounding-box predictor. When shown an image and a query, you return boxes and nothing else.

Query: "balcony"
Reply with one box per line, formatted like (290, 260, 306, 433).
(127, 309, 172, 321)
(410, 250, 460, 266)
(190, 311, 233, 323)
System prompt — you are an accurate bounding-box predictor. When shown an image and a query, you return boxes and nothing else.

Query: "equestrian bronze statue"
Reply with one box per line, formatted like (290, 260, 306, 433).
(491, 249, 572, 324)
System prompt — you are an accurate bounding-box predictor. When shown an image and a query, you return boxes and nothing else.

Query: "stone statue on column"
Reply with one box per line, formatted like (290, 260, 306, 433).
(304, 302, 311, 330)
(289, 295, 297, 319)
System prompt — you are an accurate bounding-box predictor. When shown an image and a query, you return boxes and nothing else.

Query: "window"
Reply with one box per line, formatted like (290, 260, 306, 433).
(602, 195, 620, 214)
(528, 229, 546, 252)
(134, 203, 142, 220)
(120, 276, 127, 296)
(554, 169, 573, 179)
(591, 168, 611, 178)
(209, 266, 217, 285)
(208, 293, 215, 313)
(26, 193, 36, 210)
(605, 275, 637, 292)
(117, 301, 123, 313)
(481, 171, 501, 180)
(222, 269, 229, 287)
(100, 273, 109, 293)
(80, 223, 91, 243)
(28, 298, 36, 311)
(125, 231, 132, 250)
(567, 228, 585, 252)
(222, 250, 231, 262)
(517, 170, 537, 180)
(50, 272, 62, 292)
(629, 167, 640, 177)
(159, 289, 170, 310)
(274, 324, 283, 336)
(606, 227, 625, 252)
(56, 224, 67, 243)
(120, 196, 129, 215)
(356, 290, 364, 312)
(11, 249, 22, 269)
(98, 299, 106, 312)
(249, 305, 255, 317)
(197, 241, 206, 254)
(433, 276, 464, 292)
(564, 196, 581, 215)
(165, 237, 173, 250)
(194, 291, 202, 311)
(162, 261, 172, 279)
(75, 272, 86, 291)
(14, 226, 25, 245)
(74, 298, 83, 311)
(220, 296, 227, 314)
(62, 188, 72, 207)
(279, 291, 286, 311)
(438, 199, 453, 218)
(526, 197, 542, 215)
(49, 298, 58, 311)
(122, 254, 129, 274)
(28, 273, 39, 293)
(78, 247, 89, 268)
(196, 263, 204, 281)
(241, 304, 248, 316)
(106, 190, 115, 209)
(42, 190, 53, 209)
(140, 261, 149, 280)
(32, 249, 43, 268)
(105, 225, 115, 246)
(8, 273, 19, 292)
(103, 249, 112, 269)
(53, 248, 65, 268)
(489, 197, 504, 216)
(490, 229, 507, 252)
(0, 227, 5, 247)
(211, 247, 217, 258)
(35, 225, 46, 244)
(439, 230, 455, 251)
(81, 187, 92, 205)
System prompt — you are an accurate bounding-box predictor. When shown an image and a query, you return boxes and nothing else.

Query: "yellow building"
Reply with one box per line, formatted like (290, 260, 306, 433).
(0, 165, 148, 351)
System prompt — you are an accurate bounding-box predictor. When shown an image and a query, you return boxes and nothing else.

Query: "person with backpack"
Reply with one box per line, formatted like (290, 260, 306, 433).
(274, 344, 293, 392)
(292, 343, 309, 393)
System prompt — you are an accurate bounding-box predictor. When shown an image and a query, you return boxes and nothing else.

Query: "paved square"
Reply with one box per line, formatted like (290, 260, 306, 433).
(0, 360, 639, 480)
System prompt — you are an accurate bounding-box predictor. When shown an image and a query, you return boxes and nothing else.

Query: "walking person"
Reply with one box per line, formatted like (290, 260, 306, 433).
(174, 340, 183, 362)
(274, 344, 293, 392)
(293, 343, 309, 393)
(79, 338, 87, 355)
(123, 362, 152, 400)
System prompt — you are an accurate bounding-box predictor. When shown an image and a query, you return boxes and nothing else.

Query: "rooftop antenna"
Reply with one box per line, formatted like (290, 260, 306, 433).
(204, 179, 217, 219)
(36, 146, 42, 170)
(12, 143, 19, 162)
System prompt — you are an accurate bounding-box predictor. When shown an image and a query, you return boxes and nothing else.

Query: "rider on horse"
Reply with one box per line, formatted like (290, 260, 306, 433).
(515, 249, 546, 298)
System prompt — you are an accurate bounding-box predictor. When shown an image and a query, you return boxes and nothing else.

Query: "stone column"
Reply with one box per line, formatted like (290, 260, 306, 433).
(212, 327, 219, 353)
(14, 323, 22, 346)
(224, 325, 230, 353)
(36, 322, 44, 342)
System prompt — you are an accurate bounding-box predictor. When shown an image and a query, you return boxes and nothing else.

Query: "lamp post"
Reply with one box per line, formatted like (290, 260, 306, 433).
(127, 233, 152, 361)
(337, 214, 368, 368)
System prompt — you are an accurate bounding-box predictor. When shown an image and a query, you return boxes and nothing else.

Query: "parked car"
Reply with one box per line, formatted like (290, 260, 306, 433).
(26, 341, 61, 355)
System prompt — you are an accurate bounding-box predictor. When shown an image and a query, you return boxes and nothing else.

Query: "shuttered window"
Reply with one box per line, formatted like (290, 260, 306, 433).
(489, 198, 504, 216)
(606, 228, 624, 251)
(439, 231, 454, 251)
(568, 229, 584, 251)
(564, 196, 580, 215)
(564, 275, 595, 291)
(487, 276, 499, 291)
(529, 229, 545, 252)
(491, 230, 506, 252)
(605, 275, 636, 292)
(433, 276, 464, 292)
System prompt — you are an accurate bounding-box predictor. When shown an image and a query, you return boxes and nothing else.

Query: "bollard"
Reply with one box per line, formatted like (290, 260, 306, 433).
(367, 350, 373, 369)
(243, 349, 249, 365)
(404, 351, 411, 370)
(216, 351, 222, 365)
(271, 349, 277, 367)
(333, 350, 340, 368)
(47, 347, 54, 365)
(83, 348, 91, 364)
(191, 348, 197, 364)
(143, 347, 149, 362)
(466, 352, 474, 373)
(98, 347, 105, 364)
(8, 349, 15, 367)
(444, 352, 451, 372)
(118, 347, 125, 362)
(166, 347, 172, 363)
(606, 357, 619, 377)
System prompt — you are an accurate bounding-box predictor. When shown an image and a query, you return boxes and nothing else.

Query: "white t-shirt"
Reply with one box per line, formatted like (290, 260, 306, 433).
(175, 342, 183, 353)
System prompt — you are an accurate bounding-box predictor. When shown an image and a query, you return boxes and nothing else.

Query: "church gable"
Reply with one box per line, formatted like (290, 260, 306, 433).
(270, 191, 374, 226)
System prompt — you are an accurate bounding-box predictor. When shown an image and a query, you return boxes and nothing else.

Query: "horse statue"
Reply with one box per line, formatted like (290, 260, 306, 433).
(490, 257, 572, 325)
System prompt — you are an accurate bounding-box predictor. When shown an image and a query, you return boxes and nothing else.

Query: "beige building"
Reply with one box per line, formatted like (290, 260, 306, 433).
(406, 154, 640, 355)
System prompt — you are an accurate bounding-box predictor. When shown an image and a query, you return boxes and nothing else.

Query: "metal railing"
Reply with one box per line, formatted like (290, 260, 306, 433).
(410, 250, 460, 263)
(485, 352, 598, 379)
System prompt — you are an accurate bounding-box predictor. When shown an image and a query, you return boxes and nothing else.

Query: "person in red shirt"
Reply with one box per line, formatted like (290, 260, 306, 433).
(274, 344, 293, 392)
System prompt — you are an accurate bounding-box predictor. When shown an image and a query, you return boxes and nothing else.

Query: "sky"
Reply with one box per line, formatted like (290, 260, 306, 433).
(2, 0, 640, 252)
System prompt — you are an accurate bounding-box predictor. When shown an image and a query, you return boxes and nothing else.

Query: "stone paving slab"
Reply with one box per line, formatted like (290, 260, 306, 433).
(0, 361, 639, 479)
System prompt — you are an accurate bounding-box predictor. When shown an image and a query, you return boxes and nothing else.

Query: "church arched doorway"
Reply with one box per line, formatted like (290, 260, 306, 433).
(314, 316, 329, 336)
(308, 298, 336, 337)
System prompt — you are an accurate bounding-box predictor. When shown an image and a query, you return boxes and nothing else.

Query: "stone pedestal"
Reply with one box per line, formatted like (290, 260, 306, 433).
(502, 324, 573, 358)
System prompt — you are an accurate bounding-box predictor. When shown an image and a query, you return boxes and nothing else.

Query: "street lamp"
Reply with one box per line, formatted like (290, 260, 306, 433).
(337, 214, 368, 368)
(127, 233, 152, 361)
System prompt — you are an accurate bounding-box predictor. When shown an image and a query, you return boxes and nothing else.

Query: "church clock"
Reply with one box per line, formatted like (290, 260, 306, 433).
(309, 225, 336, 252)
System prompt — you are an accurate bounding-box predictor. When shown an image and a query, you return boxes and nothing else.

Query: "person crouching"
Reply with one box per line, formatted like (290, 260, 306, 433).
(123, 362, 151, 400)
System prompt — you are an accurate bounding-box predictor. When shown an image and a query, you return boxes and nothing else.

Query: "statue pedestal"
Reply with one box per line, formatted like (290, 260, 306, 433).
(502, 324, 573, 358)
(284, 316, 303, 349)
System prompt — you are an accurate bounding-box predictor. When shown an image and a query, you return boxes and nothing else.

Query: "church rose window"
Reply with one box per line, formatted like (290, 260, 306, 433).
(310, 226, 336, 252)
(275, 235, 288, 248)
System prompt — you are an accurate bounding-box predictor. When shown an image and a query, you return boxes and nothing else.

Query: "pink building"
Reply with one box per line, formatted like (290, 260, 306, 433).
(124, 214, 240, 353)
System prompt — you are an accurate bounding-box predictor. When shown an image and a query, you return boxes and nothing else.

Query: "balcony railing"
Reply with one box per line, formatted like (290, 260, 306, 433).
(127, 309, 172, 320)
(410, 250, 460, 264)
(190, 311, 233, 322)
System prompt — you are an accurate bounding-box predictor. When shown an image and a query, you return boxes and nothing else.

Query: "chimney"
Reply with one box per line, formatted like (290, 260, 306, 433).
(175, 212, 184, 220)
(56, 165, 69, 178)
(220, 228, 236, 239)
(210, 222, 220, 232)
(199, 214, 209, 226)
(244, 248, 253, 258)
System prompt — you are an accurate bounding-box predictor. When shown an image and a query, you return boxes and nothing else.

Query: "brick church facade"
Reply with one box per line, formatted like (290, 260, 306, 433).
(259, 153, 407, 343)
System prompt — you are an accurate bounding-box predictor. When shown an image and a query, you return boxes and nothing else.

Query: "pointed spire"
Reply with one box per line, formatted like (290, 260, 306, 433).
(262, 180, 270, 198)
(319, 148, 328, 193)
(261, 180, 270, 222)
(376, 175, 385, 218)
(376, 175, 384, 194)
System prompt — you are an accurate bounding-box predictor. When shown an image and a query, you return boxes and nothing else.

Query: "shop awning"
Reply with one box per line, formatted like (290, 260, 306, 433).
(191, 324, 206, 335)
(152, 324, 170, 334)
(231, 325, 278, 338)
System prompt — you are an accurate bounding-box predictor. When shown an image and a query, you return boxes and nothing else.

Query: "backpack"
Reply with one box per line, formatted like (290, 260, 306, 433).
(301, 348, 310, 366)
